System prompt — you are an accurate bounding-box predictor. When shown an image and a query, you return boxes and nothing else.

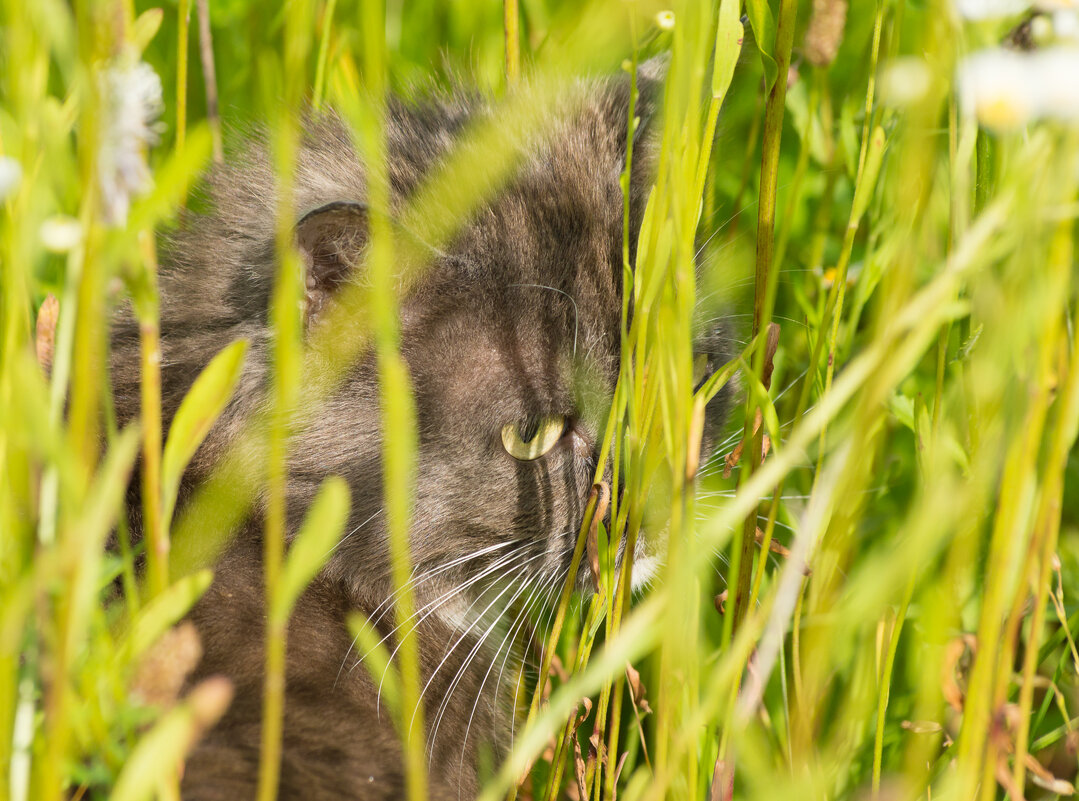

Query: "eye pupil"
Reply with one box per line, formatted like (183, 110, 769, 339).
(518, 417, 540, 443)
(500, 415, 567, 461)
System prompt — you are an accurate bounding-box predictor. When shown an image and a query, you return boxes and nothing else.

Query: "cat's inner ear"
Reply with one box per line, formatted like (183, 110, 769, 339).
(295, 201, 368, 323)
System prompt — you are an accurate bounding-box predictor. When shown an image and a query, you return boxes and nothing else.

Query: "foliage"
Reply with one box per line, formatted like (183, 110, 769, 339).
(2, 0, 1079, 800)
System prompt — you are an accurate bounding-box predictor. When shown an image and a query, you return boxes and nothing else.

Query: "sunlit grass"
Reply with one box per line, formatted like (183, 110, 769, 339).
(2, 1, 1079, 800)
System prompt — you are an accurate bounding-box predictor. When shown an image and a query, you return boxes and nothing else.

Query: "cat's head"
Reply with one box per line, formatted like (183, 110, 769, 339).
(283, 69, 734, 619)
(119, 62, 734, 625)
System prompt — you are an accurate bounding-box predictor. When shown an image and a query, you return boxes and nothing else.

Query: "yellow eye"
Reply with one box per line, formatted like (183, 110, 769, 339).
(501, 415, 567, 461)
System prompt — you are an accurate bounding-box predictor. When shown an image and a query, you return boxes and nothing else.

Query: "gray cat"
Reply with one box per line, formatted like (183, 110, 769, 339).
(109, 62, 733, 800)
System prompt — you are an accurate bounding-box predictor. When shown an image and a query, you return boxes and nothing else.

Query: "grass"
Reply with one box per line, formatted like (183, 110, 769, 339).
(2, 0, 1079, 800)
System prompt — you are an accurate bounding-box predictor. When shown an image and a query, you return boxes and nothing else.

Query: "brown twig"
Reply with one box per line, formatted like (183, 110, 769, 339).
(196, 0, 224, 162)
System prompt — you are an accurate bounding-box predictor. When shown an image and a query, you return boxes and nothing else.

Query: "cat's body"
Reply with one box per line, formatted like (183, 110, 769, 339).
(110, 64, 732, 799)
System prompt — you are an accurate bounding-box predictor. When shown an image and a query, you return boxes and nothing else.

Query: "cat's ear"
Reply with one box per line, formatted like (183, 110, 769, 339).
(637, 53, 669, 90)
(295, 201, 368, 323)
(632, 54, 668, 141)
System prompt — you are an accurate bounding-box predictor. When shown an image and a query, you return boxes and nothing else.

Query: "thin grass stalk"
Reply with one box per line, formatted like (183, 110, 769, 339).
(727, 0, 798, 642)
(955, 320, 1058, 800)
(40, 5, 109, 797)
(137, 234, 166, 598)
(312, 0, 338, 109)
(510, 485, 603, 801)
(980, 349, 1060, 800)
(1011, 185, 1079, 795)
(871, 576, 913, 795)
(177, 0, 190, 155)
(543, 595, 605, 801)
(593, 28, 640, 788)
(256, 0, 310, 796)
(504, 0, 520, 87)
(196, 0, 224, 162)
(356, 2, 427, 798)
(811, 0, 885, 473)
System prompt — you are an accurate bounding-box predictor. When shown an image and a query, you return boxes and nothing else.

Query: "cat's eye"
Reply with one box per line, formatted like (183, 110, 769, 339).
(501, 415, 567, 461)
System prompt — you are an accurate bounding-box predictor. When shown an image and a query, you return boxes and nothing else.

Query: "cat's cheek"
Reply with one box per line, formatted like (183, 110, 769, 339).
(568, 426, 593, 462)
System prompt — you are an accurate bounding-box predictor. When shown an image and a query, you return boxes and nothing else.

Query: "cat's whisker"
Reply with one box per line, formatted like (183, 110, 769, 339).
(391, 549, 546, 722)
(454, 569, 561, 780)
(450, 573, 556, 792)
(368, 539, 525, 629)
(360, 545, 532, 680)
(343, 544, 532, 692)
(420, 561, 541, 753)
(508, 283, 580, 356)
(534, 546, 575, 681)
(330, 507, 384, 558)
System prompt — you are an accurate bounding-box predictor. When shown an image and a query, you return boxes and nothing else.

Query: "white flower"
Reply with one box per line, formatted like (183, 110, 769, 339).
(878, 57, 933, 108)
(0, 156, 21, 202)
(953, 0, 1031, 19)
(656, 10, 675, 30)
(39, 216, 84, 253)
(958, 48, 1038, 129)
(1034, 47, 1079, 118)
(1052, 9, 1079, 39)
(97, 57, 165, 227)
(958, 46, 1079, 128)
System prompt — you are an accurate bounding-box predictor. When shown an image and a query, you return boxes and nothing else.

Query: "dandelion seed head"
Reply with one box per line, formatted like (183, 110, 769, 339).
(98, 57, 165, 227)
(0, 156, 22, 202)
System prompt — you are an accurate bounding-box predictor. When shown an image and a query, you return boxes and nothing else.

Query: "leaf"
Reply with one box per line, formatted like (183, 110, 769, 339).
(118, 569, 214, 667)
(745, 0, 778, 92)
(274, 476, 351, 618)
(131, 8, 164, 54)
(711, 0, 744, 101)
(126, 125, 213, 235)
(851, 126, 887, 224)
(64, 425, 142, 655)
(161, 339, 249, 529)
(108, 677, 233, 801)
(347, 612, 401, 720)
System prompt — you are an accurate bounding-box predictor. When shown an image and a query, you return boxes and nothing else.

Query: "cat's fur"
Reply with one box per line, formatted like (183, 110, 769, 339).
(110, 63, 733, 799)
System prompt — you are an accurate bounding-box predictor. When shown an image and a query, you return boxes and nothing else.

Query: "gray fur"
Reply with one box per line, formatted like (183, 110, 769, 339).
(110, 66, 732, 800)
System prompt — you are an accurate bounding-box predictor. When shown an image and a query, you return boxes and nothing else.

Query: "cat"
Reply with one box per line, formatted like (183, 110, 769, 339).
(109, 59, 734, 800)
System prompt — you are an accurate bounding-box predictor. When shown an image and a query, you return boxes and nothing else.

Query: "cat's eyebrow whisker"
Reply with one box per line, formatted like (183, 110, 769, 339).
(508, 283, 579, 357)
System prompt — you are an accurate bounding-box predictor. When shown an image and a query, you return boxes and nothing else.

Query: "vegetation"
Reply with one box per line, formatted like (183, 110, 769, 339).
(2, 0, 1079, 799)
